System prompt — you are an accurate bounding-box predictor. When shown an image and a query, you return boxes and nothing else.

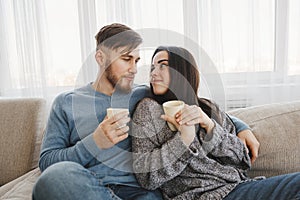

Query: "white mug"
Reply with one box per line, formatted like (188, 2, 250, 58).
(162, 100, 184, 131)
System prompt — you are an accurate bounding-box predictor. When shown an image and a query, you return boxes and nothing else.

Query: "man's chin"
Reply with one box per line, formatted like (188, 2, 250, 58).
(115, 84, 132, 94)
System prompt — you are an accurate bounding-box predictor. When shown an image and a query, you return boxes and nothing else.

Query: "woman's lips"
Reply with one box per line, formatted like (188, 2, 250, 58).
(151, 79, 163, 84)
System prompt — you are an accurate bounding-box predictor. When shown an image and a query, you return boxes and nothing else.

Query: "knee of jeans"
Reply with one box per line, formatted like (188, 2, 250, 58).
(289, 172, 300, 185)
(35, 162, 83, 189)
(45, 161, 82, 177)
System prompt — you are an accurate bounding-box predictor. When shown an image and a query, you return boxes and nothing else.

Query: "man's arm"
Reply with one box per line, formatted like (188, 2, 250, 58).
(228, 115, 260, 164)
(228, 115, 249, 133)
(39, 95, 99, 171)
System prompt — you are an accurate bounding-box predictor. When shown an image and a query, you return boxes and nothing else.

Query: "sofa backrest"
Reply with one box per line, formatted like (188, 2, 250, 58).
(0, 98, 46, 186)
(228, 100, 300, 178)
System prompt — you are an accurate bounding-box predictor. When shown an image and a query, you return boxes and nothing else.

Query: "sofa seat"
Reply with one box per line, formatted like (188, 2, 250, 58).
(1, 99, 300, 199)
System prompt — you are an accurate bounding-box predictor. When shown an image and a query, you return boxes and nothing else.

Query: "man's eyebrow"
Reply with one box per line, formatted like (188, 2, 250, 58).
(121, 54, 132, 57)
(158, 59, 169, 64)
(121, 54, 140, 61)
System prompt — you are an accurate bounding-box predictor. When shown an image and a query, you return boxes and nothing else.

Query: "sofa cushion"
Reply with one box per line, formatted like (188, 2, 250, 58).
(0, 98, 46, 186)
(0, 168, 41, 199)
(228, 101, 300, 178)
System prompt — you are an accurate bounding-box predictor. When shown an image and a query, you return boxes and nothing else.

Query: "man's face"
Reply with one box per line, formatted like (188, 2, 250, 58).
(105, 48, 140, 93)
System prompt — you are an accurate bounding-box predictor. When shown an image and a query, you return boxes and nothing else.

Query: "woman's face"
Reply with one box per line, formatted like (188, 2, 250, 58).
(150, 51, 171, 95)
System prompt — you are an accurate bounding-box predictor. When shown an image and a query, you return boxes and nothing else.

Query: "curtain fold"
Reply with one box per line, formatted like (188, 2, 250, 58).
(76, 0, 97, 86)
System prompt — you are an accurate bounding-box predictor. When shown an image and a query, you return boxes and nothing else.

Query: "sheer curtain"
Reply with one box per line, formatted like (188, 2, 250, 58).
(0, 0, 50, 98)
(185, 0, 300, 110)
(1, 0, 300, 111)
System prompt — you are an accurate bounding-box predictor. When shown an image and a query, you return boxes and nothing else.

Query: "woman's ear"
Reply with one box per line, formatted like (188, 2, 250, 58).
(95, 49, 105, 66)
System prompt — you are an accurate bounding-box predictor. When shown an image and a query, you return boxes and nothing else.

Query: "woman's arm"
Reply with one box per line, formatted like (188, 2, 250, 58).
(174, 101, 251, 170)
(199, 111, 251, 170)
(132, 98, 199, 190)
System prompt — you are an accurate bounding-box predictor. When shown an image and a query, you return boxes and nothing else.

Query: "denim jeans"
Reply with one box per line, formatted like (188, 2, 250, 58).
(224, 172, 300, 200)
(32, 161, 162, 200)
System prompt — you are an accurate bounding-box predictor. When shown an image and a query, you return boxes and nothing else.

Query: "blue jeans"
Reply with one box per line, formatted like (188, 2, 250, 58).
(224, 172, 300, 200)
(32, 161, 162, 200)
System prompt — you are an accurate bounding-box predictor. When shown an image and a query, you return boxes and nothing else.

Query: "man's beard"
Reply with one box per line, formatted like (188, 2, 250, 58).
(105, 65, 132, 94)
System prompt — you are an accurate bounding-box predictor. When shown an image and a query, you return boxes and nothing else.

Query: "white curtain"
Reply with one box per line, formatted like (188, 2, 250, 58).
(0, 0, 50, 98)
(1, 0, 300, 111)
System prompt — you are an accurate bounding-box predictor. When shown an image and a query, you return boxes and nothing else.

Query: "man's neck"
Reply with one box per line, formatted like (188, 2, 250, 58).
(92, 75, 114, 96)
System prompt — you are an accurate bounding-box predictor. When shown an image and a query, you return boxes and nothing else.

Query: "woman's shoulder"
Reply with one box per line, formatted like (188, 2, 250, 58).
(133, 98, 163, 119)
(137, 98, 161, 110)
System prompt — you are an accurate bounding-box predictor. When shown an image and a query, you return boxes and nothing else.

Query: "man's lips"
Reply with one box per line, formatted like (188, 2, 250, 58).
(124, 76, 135, 81)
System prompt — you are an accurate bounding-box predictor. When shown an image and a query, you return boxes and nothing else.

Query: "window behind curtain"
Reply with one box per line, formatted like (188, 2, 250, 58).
(219, 0, 275, 73)
(288, 0, 300, 75)
(45, 0, 81, 87)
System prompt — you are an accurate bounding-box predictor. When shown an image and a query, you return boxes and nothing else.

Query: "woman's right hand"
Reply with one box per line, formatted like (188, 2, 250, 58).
(161, 114, 195, 146)
(176, 104, 215, 134)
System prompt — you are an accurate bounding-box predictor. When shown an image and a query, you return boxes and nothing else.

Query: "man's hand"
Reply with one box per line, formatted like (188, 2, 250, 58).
(93, 111, 130, 149)
(237, 129, 260, 164)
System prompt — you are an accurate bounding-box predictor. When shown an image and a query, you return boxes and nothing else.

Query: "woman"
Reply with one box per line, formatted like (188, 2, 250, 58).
(131, 46, 300, 199)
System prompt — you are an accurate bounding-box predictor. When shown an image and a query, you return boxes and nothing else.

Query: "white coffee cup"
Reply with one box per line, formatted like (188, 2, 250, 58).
(106, 108, 129, 118)
(106, 108, 129, 129)
(162, 100, 184, 131)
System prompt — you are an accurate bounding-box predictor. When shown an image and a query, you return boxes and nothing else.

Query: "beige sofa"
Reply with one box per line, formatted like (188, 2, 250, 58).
(0, 99, 300, 199)
(0, 98, 46, 200)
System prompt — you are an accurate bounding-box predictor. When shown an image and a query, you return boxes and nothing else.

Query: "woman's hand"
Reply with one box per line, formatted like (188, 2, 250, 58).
(175, 104, 215, 133)
(161, 114, 195, 146)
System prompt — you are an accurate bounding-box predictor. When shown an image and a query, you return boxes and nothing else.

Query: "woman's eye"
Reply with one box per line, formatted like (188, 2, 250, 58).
(150, 65, 155, 72)
(160, 63, 168, 69)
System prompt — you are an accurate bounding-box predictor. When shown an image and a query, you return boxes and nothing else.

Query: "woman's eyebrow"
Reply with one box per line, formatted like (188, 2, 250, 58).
(158, 59, 169, 64)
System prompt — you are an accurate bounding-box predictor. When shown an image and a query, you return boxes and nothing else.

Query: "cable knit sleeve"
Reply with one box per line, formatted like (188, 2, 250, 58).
(200, 107, 251, 170)
(132, 98, 199, 190)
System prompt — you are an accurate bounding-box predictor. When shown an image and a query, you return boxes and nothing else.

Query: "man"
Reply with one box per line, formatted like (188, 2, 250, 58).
(33, 23, 259, 200)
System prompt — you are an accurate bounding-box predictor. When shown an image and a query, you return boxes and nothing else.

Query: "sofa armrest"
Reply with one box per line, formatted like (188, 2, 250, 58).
(228, 101, 300, 178)
(0, 98, 46, 186)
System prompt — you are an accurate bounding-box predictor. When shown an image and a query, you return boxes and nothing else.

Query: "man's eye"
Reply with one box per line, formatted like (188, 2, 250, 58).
(123, 57, 131, 61)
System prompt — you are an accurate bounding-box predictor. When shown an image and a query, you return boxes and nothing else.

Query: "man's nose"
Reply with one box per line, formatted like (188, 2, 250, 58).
(128, 62, 137, 74)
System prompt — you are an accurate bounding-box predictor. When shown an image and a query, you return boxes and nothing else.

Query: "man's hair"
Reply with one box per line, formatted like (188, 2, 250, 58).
(95, 23, 142, 53)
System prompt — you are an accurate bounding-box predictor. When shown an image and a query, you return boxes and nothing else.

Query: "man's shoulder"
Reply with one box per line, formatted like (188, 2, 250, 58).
(132, 84, 149, 92)
(131, 84, 150, 98)
(52, 84, 91, 106)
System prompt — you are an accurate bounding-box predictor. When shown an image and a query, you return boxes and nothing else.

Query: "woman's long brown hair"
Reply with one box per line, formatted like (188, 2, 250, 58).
(150, 46, 222, 124)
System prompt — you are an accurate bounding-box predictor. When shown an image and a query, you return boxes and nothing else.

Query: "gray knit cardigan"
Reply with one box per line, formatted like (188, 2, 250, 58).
(132, 98, 251, 200)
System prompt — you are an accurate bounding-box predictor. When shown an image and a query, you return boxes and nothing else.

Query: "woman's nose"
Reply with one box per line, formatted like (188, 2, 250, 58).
(151, 66, 159, 76)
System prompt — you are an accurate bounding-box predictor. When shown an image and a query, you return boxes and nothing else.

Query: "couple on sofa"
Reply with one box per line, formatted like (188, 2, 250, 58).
(32, 23, 300, 200)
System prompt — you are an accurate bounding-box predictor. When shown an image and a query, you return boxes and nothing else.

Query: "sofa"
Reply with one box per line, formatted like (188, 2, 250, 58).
(0, 98, 46, 200)
(0, 98, 300, 199)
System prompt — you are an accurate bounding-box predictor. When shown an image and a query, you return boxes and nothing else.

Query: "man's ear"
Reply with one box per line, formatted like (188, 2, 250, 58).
(95, 49, 105, 66)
